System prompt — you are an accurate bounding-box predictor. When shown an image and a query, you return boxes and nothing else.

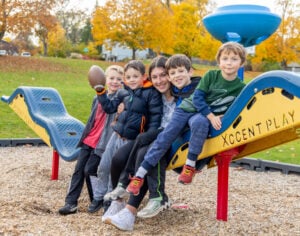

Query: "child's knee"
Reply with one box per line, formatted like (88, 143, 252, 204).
(190, 115, 209, 130)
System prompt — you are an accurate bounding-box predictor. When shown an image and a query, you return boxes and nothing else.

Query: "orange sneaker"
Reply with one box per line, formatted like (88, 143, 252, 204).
(177, 165, 196, 184)
(126, 176, 144, 196)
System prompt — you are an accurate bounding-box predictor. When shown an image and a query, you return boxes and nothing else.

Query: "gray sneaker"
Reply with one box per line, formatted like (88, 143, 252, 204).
(88, 199, 103, 213)
(104, 186, 129, 201)
(58, 203, 78, 215)
(137, 198, 170, 218)
(104, 207, 135, 231)
(101, 200, 126, 222)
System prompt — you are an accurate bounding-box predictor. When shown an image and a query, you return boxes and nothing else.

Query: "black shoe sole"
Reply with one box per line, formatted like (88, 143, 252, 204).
(88, 204, 103, 213)
(58, 209, 78, 215)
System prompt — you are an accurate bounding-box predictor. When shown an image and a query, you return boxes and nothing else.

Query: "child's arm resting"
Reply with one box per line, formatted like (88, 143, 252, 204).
(192, 89, 211, 116)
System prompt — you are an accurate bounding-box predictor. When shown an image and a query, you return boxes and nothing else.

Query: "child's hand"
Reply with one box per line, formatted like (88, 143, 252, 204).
(117, 103, 124, 114)
(207, 113, 222, 130)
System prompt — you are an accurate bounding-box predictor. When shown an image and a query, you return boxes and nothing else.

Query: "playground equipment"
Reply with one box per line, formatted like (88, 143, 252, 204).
(202, 4, 281, 47)
(168, 4, 286, 221)
(203, 4, 281, 80)
(167, 71, 300, 220)
(1, 86, 84, 180)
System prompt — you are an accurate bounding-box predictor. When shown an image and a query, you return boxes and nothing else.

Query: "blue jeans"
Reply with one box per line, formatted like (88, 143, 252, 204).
(141, 107, 210, 170)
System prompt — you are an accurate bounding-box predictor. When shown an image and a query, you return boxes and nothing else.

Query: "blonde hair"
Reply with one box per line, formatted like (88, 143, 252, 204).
(216, 42, 247, 65)
(105, 65, 124, 76)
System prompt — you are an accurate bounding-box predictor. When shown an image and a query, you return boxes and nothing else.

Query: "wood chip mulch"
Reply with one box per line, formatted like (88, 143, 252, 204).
(1, 146, 299, 235)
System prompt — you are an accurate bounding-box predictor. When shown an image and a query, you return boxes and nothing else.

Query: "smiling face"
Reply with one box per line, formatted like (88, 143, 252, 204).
(150, 67, 171, 94)
(218, 51, 242, 81)
(167, 66, 192, 89)
(124, 67, 145, 90)
(106, 69, 123, 94)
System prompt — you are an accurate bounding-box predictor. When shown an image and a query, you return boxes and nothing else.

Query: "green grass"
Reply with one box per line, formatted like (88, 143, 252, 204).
(251, 140, 300, 164)
(0, 56, 299, 165)
(0, 57, 107, 138)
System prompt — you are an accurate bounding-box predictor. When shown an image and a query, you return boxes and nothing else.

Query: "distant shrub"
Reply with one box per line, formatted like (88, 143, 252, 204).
(252, 61, 282, 72)
(260, 61, 282, 72)
(69, 53, 83, 59)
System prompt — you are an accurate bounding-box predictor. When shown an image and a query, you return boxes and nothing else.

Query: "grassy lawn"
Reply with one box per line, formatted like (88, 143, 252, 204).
(0, 56, 299, 165)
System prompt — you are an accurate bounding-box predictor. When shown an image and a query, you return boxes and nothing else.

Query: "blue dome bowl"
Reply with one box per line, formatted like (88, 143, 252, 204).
(202, 5, 281, 47)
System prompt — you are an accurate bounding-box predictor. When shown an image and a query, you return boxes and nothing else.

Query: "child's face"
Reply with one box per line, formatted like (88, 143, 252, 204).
(219, 51, 242, 80)
(167, 66, 192, 89)
(150, 67, 171, 94)
(124, 68, 145, 90)
(106, 69, 123, 93)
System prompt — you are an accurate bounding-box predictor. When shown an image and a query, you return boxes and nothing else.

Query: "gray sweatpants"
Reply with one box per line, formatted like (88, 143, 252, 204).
(92, 132, 129, 201)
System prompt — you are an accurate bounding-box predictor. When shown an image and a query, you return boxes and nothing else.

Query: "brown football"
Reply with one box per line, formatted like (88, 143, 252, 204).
(88, 65, 106, 89)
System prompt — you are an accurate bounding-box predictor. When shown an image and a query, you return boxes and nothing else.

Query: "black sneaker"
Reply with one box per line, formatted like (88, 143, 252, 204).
(58, 203, 78, 215)
(88, 199, 103, 213)
(103, 200, 112, 213)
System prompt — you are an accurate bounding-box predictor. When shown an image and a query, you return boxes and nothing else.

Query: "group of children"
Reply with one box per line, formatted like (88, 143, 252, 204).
(58, 42, 247, 231)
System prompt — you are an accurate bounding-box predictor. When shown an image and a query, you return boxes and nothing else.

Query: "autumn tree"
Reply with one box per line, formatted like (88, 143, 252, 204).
(251, 0, 300, 69)
(92, 0, 173, 59)
(0, 0, 64, 55)
(0, 0, 59, 40)
(0, 0, 32, 40)
(35, 14, 58, 56)
(48, 24, 69, 57)
(171, 0, 216, 59)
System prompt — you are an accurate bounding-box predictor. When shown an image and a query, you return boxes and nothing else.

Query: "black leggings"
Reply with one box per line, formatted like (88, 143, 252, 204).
(127, 146, 169, 208)
(110, 129, 169, 208)
(110, 129, 161, 188)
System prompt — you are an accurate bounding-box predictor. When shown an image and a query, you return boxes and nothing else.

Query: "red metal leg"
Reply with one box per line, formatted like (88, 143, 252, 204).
(215, 148, 240, 221)
(51, 150, 59, 180)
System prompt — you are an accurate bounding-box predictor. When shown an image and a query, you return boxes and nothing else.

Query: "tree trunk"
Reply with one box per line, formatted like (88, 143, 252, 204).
(43, 39, 48, 56)
(132, 48, 136, 60)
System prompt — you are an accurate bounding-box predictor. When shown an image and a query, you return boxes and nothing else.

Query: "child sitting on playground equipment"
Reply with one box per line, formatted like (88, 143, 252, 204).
(127, 41, 247, 196)
(58, 65, 124, 215)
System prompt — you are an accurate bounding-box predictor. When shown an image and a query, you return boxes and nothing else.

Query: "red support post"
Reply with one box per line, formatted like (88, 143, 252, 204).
(215, 147, 240, 221)
(51, 150, 59, 180)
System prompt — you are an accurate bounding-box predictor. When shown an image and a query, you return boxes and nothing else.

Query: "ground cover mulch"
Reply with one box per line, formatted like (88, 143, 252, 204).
(1, 146, 299, 236)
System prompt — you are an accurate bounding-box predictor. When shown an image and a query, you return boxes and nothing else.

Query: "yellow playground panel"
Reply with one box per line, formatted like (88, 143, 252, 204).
(6, 92, 52, 146)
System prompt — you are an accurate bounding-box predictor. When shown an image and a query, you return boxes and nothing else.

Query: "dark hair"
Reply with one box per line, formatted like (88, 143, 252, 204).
(148, 56, 168, 78)
(165, 54, 192, 72)
(124, 60, 146, 75)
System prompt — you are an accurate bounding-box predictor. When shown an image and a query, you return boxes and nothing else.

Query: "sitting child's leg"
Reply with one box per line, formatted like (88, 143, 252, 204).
(126, 108, 195, 195)
(178, 113, 210, 184)
(137, 156, 169, 218)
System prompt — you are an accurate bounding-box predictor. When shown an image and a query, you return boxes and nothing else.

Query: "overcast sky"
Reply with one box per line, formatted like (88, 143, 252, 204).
(68, 0, 278, 14)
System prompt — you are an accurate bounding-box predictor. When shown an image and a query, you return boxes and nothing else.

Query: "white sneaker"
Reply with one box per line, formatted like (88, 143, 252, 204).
(101, 200, 126, 222)
(104, 186, 129, 201)
(137, 198, 170, 218)
(104, 207, 135, 231)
